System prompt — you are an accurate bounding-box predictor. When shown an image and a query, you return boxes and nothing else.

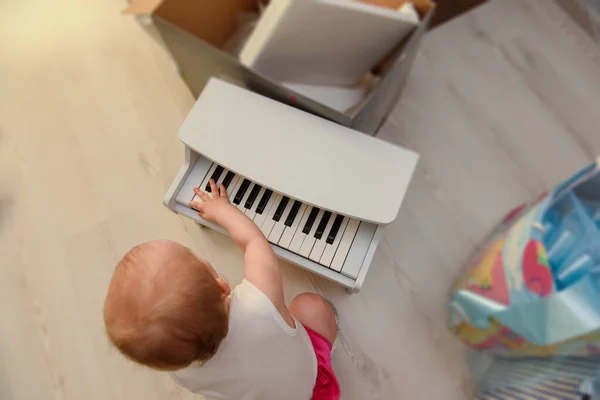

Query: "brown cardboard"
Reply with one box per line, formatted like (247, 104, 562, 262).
(154, 0, 258, 48)
(122, 0, 162, 15)
(126, 0, 259, 48)
(125, 0, 434, 135)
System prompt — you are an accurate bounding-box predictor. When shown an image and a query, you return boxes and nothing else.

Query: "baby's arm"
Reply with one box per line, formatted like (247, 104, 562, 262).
(190, 180, 293, 321)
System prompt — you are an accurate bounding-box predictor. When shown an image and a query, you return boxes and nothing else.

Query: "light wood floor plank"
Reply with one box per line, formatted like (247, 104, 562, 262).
(1, 0, 600, 399)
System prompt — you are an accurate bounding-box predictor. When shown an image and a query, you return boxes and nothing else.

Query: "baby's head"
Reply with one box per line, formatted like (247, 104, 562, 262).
(104, 240, 231, 370)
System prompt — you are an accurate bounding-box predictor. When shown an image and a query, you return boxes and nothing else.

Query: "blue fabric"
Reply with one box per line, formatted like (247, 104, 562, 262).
(452, 162, 600, 348)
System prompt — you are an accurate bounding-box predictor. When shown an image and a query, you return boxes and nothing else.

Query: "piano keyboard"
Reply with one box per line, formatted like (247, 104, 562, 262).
(189, 163, 362, 273)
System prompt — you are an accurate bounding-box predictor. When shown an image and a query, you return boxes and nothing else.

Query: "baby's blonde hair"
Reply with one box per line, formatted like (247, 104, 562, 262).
(104, 241, 228, 370)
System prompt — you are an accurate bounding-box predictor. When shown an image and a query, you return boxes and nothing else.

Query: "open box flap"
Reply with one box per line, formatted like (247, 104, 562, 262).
(143, 0, 433, 133)
(151, 16, 354, 126)
(349, 7, 433, 132)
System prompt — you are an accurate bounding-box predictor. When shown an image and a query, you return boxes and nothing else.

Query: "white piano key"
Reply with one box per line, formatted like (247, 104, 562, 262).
(192, 168, 228, 209)
(268, 197, 294, 243)
(282, 200, 302, 229)
(175, 157, 213, 207)
(340, 222, 377, 279)
(245, 186, 266, 220)
(309, 213, 336, 262)
(253, 190, 276, 228)
(228, 175, 244, 202)
(202, 167, 228, 200)
(207, 165, 225, 192)
(260, 193, 282, 237)
(299, 208, 324, 258)
(238, 182, 255, 212)
(289, 205, 312, 252)
(220, 170, 237, 193)
(330, 219, 360, 272)
(232, 179, 251, 207)
(215, 168, 229, 187)
(320, 217, 349, 267)
(279, 203, 308, 249)
(193, 163, 217, 202)
(224, 174, 241, 199)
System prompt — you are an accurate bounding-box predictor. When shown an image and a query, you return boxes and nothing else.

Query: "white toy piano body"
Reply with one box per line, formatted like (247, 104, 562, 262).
(164, 78, 418, 292)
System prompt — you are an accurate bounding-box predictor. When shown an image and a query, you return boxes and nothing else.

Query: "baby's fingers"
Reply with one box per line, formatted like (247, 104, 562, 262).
(189, 200, 204, 212)
(219, 183, 227, 198)
(193, 187, 209, 202)
(209, 179, 218, 196)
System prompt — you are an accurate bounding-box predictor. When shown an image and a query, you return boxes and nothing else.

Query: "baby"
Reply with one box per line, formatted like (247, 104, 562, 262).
(104, 179, 340, 400)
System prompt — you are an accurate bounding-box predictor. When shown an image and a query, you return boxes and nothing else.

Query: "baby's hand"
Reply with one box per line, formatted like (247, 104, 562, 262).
(189, 179, 232, 223)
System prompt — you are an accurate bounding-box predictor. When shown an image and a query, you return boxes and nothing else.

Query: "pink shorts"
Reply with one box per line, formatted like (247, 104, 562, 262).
(304, 326, 340, 400)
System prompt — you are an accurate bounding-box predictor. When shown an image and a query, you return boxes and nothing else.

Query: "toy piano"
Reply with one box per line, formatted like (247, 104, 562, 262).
(164, 78, 418, 292)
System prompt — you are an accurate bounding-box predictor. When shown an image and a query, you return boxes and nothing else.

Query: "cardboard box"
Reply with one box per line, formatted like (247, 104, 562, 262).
(124, 0, 434, 135)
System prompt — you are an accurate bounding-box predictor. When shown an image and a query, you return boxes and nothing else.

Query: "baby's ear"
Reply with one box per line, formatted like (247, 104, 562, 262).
(215, 277, 231, 297)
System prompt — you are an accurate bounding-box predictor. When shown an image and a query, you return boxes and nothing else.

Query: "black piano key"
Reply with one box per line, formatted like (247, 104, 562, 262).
(314, 211, 332, 240)
(222, 171, 235, 190)
(205, 165, 224, 192)
(272, 196, 290, 222)
(302, 207, 320, 234)
(284, 201, 302, 227)
(244, 185, 262, 209)
(233, 179, 251, 205)
(326, 215, 344, 244)
(256, 189, 272, 214)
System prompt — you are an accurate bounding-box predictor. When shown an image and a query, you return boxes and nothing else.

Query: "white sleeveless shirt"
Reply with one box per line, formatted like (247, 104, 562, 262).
(170, 280, 318, 400)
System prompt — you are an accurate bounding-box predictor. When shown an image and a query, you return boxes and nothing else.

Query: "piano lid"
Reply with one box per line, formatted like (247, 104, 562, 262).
(179, 78, 418, 224)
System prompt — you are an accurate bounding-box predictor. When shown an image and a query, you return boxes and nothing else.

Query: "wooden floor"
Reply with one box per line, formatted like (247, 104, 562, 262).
(1, 1, 600, 399)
